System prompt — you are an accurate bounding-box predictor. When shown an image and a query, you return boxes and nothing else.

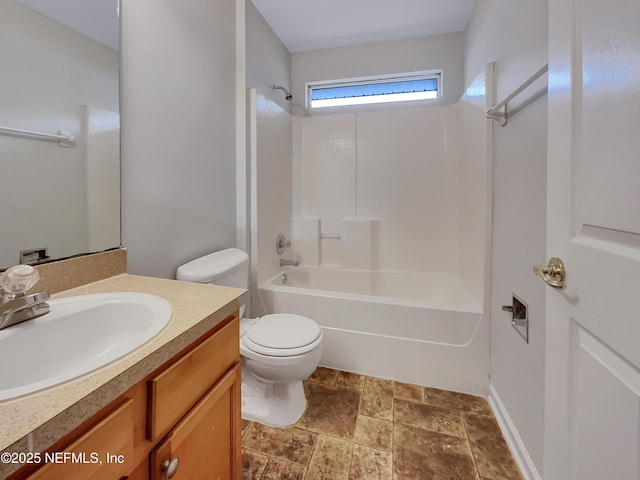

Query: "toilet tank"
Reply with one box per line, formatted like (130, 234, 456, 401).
(176, 248, 249, 289)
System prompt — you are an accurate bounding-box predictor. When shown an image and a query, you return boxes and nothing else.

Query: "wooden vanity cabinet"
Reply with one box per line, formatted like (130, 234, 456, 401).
(26, 399, 134, 480)
(16, 313, 241, 480)
(149, 366, 241, 480)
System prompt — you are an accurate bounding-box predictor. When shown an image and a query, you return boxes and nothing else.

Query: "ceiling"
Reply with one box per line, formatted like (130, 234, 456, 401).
(14, 0, 475, 56)
(15, 0, 119, 50)
(251, 0, 477, 53)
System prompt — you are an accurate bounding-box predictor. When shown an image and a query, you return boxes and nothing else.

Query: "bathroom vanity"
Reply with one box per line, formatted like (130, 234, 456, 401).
(0, 269, 244, 480)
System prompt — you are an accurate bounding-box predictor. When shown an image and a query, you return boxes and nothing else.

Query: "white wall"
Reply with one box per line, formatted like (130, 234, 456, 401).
(465, 1, 548, 478)
(0, 1, 118, 267)
(120, 0, 240, 279)
(291, 32, 465, 111)
(245, 0, 291, 113)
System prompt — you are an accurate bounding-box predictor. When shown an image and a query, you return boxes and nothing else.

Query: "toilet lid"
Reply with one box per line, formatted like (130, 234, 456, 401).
(244, 314, 321, 356)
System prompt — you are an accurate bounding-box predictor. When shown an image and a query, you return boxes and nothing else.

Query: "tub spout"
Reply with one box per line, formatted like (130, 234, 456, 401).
(280, 259, 300, 267)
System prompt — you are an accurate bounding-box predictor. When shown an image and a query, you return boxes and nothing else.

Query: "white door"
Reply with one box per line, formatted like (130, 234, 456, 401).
(545, 0, 640, 479)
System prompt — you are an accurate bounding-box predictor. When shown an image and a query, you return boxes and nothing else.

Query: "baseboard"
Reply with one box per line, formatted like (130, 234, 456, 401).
(488, 384, 542, 480)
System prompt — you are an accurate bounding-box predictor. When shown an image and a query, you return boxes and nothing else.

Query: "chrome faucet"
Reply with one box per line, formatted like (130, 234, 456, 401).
(279, 259, 300, 267)
(0, 265, 50, 330)
(0, 291, 50, 330)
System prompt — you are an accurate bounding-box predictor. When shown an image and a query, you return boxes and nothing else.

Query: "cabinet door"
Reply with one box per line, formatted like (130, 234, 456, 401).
(125, 458, 149, 480)
(27, 399, 133, 480)
(148, 317, 239, 441)
(150, 365, 241, 480)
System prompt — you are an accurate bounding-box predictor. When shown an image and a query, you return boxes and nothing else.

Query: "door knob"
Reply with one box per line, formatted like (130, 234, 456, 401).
(161, 457, 179, 479)
(533, 257, 566, 289)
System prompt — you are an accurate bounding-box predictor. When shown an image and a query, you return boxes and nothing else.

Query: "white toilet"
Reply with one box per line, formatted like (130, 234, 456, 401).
(176, 248, 323, 427)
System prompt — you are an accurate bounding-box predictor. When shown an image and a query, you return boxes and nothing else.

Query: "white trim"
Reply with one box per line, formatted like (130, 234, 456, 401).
(311, 90, 437, 108)
(235, 0, 247, 251)
(248, 89, 258, 317)
(305, 69, 442, 109)
(488, 383, 542, 480)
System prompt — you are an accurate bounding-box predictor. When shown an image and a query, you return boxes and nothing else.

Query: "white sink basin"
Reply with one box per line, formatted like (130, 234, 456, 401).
(0, 292, 172, 401)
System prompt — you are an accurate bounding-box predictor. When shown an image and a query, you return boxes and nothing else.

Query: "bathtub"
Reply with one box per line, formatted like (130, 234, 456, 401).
(258, 266, 489, 395)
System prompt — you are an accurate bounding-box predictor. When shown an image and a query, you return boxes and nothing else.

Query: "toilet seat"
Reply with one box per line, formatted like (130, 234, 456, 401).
(242, 314, 322, 357)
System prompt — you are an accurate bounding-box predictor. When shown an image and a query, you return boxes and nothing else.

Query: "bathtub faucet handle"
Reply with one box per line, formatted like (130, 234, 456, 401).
(276, 233, 291, 255)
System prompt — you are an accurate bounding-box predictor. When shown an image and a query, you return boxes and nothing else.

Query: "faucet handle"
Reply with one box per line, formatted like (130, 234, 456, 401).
(276, 233, 291, 255)
(0, 265, 40, 295)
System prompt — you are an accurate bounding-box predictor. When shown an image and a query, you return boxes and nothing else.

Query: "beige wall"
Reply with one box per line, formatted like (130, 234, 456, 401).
(291, 32, 465, 112)
(465, 1, 548, 478)
(245, 1, 293, 315)
(245, 0, 292, 113)
(120, 0, 240, 279)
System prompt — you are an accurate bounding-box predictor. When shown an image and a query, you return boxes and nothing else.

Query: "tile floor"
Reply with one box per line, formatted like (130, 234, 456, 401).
(242, 367, 523, 480)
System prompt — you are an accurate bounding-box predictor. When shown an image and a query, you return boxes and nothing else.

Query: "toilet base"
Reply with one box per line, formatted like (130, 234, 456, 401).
(240, 365, 307, 427)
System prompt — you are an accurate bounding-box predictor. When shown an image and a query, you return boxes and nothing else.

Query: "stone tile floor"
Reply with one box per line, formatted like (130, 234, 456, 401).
(242, 367, 523, 480)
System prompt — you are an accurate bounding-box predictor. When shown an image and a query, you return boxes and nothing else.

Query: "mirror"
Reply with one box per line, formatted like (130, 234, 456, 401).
(0, 0, 120, 269)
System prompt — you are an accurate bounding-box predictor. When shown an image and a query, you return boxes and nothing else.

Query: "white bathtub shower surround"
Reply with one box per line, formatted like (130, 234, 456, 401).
(290, 217, 320, 266)
(291, 217, 379, 270)
(251, 73, 491, 395)
(259, 266, 488, 395)
(290, 103, 487, 308)
(275, 266, 479, 312)
(249, 92, 293, 290)
(293, 108, 460, 276)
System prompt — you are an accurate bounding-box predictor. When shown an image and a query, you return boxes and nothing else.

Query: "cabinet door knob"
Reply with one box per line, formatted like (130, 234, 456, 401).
(161, 457, 179, 479)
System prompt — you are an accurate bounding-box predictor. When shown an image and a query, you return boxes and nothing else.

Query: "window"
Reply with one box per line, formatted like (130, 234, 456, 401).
(307, 71, 441, 109)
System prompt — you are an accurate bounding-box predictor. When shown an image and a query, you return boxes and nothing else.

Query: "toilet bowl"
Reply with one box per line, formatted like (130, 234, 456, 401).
(239, 315, 322, 426)
(176, 248, 323, 427)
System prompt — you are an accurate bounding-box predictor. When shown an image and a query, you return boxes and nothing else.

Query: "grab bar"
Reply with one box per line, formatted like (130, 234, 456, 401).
(486, 63, 548, 127)
(0, 125, 74, 147)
